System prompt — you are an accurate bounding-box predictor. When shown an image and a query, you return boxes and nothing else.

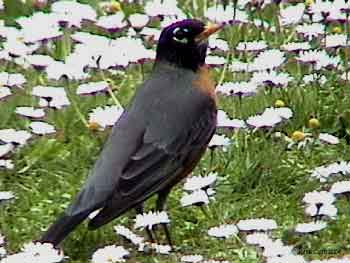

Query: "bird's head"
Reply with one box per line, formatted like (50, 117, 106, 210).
(155, 19, 223, 71)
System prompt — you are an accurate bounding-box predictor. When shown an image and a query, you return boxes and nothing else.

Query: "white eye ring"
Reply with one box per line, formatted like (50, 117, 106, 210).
(173, 36, 188, 44)
(173, 27, 181, 34)
(173, 27, 188, 44)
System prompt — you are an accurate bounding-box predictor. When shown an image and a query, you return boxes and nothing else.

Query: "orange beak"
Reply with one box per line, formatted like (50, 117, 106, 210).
(194, 23, 223, 43)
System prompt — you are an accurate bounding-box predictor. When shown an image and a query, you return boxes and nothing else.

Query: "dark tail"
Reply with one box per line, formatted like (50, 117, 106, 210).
(39, 212, 90, 246)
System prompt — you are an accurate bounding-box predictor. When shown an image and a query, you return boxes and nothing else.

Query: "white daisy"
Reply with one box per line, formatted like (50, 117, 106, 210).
(247, 113, 281, 128)
(229, 60, 249, 72)
(330, 180, 350, 194)
(302, 191, 335, 205)
(150, 243, 172, 254)
(145, 0, 185, 17)
(137, 242, 171, 254)
(0, 72, 26, 87)
(295, 221, 327, 233)
(96, 12, 127, 32)
(296, 23, 325, 40)
(297, 50, 340, 70)
(88, 105, 124, 129)
(181, 254, 204, 262)
(327, 11, 348, 22)
(302, 74, 327, 85)
(251, 71, 292, 87)
(206, 188, 216, 197)
(209, 37, 229, 52)
(0, 129, 32, 145)
(305, 203, 338, 218)
(262, 239, 293, 257)
(91, 245, 129, 263)
(245, 232, 272, 246)
(216, 110, 246, 129)
(32, 86, 70, 109)
(0, 160, 14, 170)
(15, 107, 45, 118)
(16, 12, 62, 43)
(246, 107, 293, 129)
(267, 107, 293, 120)
(183, 173, 217, 191)
(129, 14, 149, 29)
(140, 27, 161, 41)
(325, 34, 347, 48)
(45, 60, 88, 81)
(205, 4, 248, 24)
(281, 42, 311, 52)
(0, 87, 11, 100)
(180, 189, 210, 207)
(29, 121, 56, 135)
(51, 0, 97, 27)
(25, 54, 55, 70)
(205, 55, 226, 66)
(0, 242, 65, 263)
(114, 225, 144, 245)
(0, 191, 14, 201)
(0, 144, 13, 158)
(208, 224, 239, 238)
(250, 49, 285, 72)
(237, 218, 278, 231)
(310, 161, 350, 182)
(279, 3, 305, 26)
(3, 38, 39, 57)
(134, 211, 170, 230)
(319, 133, 340, 144)
(236, 40, 267, 52)
(216, 81, 257, 97)
(308, 0, 333, 16)
(77, 81, 109, 95)
(208, 134, 231, 148)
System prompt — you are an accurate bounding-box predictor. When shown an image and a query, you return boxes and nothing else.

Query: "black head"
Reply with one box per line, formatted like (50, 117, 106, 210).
(155, 19, 222, 71)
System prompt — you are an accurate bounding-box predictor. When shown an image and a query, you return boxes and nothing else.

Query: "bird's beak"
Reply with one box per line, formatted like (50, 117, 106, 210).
(194, 23, 223, 43)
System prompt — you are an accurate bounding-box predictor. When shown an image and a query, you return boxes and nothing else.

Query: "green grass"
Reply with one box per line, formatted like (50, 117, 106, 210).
(1, 0, 350, 262)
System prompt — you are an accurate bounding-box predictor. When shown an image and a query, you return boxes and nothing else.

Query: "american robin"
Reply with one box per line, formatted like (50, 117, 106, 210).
(40, 19, 221, 247)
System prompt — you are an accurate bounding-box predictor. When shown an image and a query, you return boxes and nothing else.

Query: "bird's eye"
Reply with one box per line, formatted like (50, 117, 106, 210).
(173, 27, 188, 44)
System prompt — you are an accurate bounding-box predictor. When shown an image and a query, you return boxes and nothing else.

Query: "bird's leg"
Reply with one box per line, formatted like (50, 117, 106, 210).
(155, 188, 173, 249)
(135, 203, 155, 243)
(209, 148, 215, 172)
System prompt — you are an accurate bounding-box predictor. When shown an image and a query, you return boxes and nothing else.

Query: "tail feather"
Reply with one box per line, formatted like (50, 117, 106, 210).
(39, 212, 90, 246)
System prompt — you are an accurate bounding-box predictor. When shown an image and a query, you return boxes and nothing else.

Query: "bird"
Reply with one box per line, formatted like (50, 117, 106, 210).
(39, 19, 222, 248)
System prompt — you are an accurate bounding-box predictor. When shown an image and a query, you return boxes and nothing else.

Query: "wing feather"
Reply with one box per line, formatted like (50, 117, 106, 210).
(88, 107, 216, 229)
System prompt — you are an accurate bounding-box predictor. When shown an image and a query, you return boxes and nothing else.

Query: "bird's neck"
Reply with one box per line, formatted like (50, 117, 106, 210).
(152, 60, 198, 75)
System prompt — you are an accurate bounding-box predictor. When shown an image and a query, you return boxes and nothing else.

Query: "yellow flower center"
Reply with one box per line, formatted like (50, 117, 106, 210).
(87, 122, 101, 131)
(332, 26, 342, 34)
(274, 99, 285, 108)
(308, 118, 320, 129)
(291, 131, 305, 141)
(109, 1, 121, 13)
(305, 0, 314, 6)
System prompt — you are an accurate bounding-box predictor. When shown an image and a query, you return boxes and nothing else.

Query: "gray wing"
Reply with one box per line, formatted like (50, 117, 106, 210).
(88, 103, 216, 229)
(65, 110, 146, 216)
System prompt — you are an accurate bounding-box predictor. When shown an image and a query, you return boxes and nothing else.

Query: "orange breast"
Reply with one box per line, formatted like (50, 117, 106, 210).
(192, 66, 217, 103)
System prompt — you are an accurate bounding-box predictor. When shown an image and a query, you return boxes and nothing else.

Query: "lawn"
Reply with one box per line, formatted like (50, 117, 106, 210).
(1, 0, 350, 262)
